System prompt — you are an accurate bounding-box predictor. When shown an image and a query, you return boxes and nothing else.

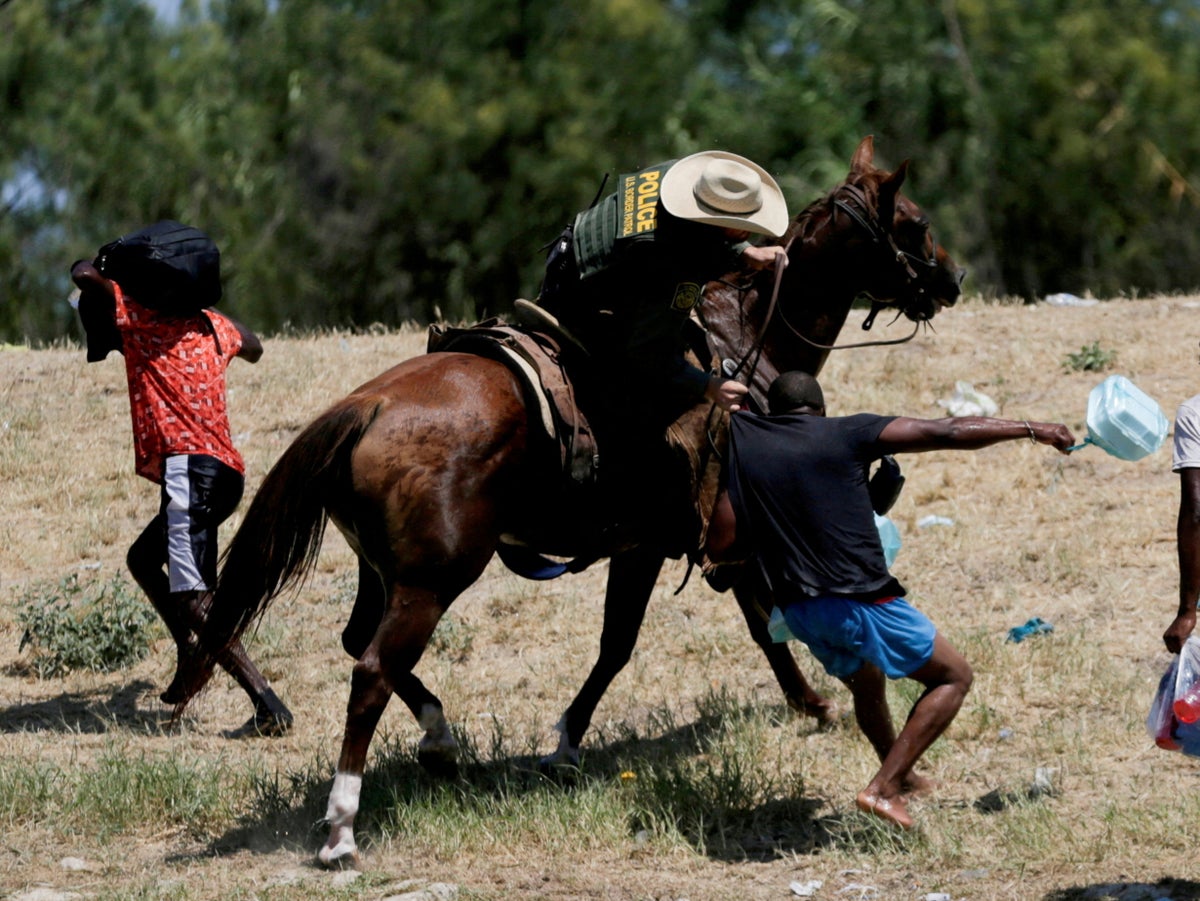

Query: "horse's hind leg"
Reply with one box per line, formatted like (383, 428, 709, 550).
(342, 557, 385, 660)
(543, 545, 665, 768)
(320, 584, 448, 869)
(337, 559, 455, 774)
(732, 573, 837, 725)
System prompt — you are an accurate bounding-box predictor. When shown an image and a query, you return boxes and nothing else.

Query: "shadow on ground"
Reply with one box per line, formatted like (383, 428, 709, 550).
(1044, 879, 1200, 900)
(0, 679, 168, 733)
(206, 702, 866, 863)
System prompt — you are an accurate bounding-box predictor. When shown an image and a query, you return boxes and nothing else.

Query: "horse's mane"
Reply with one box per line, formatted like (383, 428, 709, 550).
(783, 173, 879, 253)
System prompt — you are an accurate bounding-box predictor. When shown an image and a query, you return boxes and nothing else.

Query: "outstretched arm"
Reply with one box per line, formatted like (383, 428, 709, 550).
(878, 416, 1075, 455)
(1165, 468, 1200, 653)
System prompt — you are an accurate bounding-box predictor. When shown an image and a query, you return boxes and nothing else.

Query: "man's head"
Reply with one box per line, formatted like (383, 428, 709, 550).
(660, 151, 789, 238)
(767, 371, 825, 415)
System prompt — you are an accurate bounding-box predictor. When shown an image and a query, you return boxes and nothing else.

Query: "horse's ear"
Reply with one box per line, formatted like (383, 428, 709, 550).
(878, 160, 909, 223)
(884, 159, 910, 192)
(849, 135, 876, 175)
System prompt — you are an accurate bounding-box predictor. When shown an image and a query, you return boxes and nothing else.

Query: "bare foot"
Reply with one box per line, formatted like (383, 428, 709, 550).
(856, 790, 915, 829)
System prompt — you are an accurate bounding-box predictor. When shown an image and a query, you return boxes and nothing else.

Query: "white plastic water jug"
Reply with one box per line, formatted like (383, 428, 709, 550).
(1072, 374, 1168, 461)
(875, 513, 901, 568)
(767, 606, 795, 643)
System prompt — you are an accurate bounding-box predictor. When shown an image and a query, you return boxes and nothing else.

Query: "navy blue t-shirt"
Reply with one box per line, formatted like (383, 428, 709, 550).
(727, 410, 906, 601)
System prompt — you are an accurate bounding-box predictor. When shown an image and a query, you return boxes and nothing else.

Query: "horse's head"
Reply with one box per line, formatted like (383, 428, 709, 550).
(825, 135, 965, 322)
(700, 137, 968, 397)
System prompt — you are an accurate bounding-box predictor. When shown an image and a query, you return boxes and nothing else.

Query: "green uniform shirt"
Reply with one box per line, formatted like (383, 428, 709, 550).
(572, 161, 750, 279)
(566, 161, 751, 404)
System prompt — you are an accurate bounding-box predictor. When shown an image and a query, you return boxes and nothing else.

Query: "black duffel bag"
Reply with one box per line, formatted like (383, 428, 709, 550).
(94, 220, 221, 313)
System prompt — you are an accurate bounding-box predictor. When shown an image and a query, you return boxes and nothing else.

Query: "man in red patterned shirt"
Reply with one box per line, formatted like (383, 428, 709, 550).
(71, 249, 292, 737)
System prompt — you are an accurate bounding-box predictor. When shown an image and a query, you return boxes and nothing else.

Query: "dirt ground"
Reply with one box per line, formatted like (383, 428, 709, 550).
(5, 296, 1200, 900)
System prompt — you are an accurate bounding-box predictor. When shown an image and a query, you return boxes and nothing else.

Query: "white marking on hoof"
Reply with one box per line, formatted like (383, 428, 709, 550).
(538, 720, 580, 768)
(319, 771, 362, 868)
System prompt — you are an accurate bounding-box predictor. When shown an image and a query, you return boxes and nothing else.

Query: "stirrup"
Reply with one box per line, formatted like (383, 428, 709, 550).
(512, 299, 589, 356)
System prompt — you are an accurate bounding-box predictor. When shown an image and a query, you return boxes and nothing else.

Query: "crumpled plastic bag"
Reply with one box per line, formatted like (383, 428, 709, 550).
(1148, 635, 1200, 755)
(937, 380, 999, 418)
(1043, 292, 1098, 307)
(1006, 616, 1053, 643)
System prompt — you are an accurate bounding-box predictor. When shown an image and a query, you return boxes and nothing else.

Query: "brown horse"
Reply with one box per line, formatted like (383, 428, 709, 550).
(179, 136, 964, 866)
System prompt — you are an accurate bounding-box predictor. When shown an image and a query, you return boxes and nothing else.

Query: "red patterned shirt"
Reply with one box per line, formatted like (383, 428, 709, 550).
(113, 285, 246, 483)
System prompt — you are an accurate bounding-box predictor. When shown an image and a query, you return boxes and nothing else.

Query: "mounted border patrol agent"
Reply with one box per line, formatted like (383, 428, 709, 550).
(535, 150, 790, 424)
(520, 151, 791, 548)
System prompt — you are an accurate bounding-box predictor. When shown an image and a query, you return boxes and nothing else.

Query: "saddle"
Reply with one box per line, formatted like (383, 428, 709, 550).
(426, 304, 599, 487)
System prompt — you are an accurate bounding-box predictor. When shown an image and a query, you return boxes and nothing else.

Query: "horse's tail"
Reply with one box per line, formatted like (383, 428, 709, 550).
(180, 393, 382, 705)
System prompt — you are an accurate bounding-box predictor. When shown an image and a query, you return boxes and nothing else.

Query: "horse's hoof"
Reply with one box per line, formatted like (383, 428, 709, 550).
(317, 843, 361, 870)
(417, 747, 459, 780)
(222, 709, 294, 739)
(536, 752, 581, 782)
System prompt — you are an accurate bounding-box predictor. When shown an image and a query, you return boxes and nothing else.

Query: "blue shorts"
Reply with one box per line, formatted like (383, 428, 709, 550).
(780, 595, 936, 680)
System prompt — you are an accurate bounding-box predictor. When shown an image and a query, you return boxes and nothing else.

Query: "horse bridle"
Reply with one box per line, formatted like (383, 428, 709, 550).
(832, 182, 942, 289)
(786, 181, 942, 346)
(723, 181, 941, 384)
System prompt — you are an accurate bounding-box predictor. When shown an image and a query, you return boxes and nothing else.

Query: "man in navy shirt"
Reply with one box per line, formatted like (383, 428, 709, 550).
(710, 371, 1074, 828)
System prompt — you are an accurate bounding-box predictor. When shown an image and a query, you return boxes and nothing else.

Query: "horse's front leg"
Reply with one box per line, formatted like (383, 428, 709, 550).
(542, 545, 665, 768)
(731, 571, 838, 725)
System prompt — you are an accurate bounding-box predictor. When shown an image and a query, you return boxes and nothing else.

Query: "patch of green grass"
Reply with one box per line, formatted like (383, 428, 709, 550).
(0, 757, 64, 825)
(15, 573, 159, 677)
(225, 688, 832, 862)
(1063, 340, 1117, 372)
(0, 745, 244, 840)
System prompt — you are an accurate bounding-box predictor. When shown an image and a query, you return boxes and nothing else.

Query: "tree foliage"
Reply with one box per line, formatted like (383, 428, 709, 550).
(4, 0, 1200, 343)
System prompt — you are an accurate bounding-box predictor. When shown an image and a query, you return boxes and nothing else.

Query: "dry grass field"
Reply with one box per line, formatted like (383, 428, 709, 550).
(5, 296, 1200, 900)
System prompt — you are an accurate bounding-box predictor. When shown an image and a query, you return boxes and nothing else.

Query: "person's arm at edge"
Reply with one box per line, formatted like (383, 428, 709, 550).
(70, 260, 123, 355)
(224, 315, 263, 363)
(70, 260, 116, 306)
(877, 416, 1075, 455)
(1165, 468, 1200, 653)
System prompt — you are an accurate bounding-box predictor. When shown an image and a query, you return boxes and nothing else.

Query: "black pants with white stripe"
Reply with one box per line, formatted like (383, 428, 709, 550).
(128, 454, 244, 594)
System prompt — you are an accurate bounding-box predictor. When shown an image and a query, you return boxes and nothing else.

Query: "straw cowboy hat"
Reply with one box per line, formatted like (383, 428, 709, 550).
(660, 150, 789, 238)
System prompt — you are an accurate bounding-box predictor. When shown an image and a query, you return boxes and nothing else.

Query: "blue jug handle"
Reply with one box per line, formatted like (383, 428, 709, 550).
(1066, 436, 1094, 453)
